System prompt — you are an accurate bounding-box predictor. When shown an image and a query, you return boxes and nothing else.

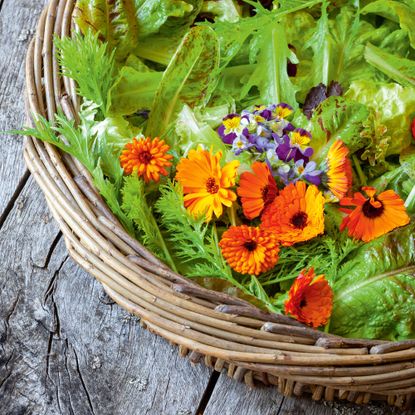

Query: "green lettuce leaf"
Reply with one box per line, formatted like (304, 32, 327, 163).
(108, 67, 162, 116)
(346, 81, 415, 156)
(146, 26, 220, 138)
(364, 43, 415, 88)
(242, 22, 298, 108)
(361, 0, 415, 49)
(331, 224, 415, 340)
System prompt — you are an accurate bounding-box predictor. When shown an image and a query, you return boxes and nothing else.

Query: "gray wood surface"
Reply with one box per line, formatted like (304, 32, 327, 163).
(0, 1, 411, 414)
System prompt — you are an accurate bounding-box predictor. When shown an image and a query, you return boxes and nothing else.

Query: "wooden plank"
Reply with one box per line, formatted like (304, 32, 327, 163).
(203, 374, 284, 415)
(0, 0, 47, 220)
(203, 374, 399, 415)
(0, 175, 212, 414)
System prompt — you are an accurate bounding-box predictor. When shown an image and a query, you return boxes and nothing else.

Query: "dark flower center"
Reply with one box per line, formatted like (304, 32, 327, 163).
(138, 151, 152, 164)
(244, 240, 257, 251)
(261, 185, 270, 200)
(291, 211, 308, 229)
(206, 177, 219, 194)
(299, 298, 307, 308)
(362, 198, 384, 218)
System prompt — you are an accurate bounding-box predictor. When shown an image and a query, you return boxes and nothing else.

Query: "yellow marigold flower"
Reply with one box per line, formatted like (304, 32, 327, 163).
(120, 137, 173, 183)
(175, 148, 239, 222)
(219, 225, 280, 275)
(261, 181, 325, 246)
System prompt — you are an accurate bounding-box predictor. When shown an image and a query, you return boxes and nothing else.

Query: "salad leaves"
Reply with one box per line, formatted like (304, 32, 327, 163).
(16, 0, 415, 340)
(331, 224, 415, 340)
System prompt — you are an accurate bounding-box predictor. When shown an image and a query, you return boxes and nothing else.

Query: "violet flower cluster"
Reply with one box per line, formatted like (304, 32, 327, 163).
(218, 104, 322, 186)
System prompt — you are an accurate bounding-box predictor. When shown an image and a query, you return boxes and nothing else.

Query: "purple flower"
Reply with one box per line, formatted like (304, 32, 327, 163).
(275, 130, 314, 163)
(218, 114, 245, 144)
(231, 135, 253, 155)
(293, 160, 322, 185)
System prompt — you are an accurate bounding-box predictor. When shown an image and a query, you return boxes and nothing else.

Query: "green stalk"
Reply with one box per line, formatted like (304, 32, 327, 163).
(149, 212, 178, 273)
(352, 154, 367, 186)
(404, 184, 415, 212)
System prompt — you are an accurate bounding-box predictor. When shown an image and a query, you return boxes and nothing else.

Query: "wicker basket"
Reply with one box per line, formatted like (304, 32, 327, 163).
(24, 0, 415, 410)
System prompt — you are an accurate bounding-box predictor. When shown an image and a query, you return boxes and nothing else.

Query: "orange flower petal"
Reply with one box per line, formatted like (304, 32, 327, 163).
(261, 181, 325, 246)
(219, 225, 280, 275)
(284, 268, 333, 328)
(340, 187, 410, 242)
(120, 137, 173, 183)
(176, 149, 239, 222)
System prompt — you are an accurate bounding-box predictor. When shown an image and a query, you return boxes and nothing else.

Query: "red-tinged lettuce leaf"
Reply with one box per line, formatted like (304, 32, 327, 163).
(330, 224, 415, 340)
(304, 96, 370, 161)
(146, 26, 220, 139)
(74, 0, 139, 61)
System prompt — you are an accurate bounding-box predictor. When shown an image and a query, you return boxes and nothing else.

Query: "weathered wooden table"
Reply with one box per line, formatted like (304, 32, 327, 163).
(0, 1, 410, 414)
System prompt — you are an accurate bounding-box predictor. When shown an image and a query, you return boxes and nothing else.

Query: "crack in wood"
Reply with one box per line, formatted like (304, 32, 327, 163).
(41, 232, 63, 270)
(194, 370, 220, 415)
(0, 170, 30, 231)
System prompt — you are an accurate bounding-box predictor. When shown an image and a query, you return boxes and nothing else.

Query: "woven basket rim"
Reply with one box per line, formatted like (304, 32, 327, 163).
(23, 0, 415, 409)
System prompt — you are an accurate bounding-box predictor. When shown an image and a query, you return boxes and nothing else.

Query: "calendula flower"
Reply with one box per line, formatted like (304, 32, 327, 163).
(322, 140, 352, 200)
(284, 268, 333, 328)
(237, 162, 279, 220)
(120, 137, 173, 183)
(175, 148, 239, 222)
(261, 181, 325, 245)
(340, 186, 410, 242)
(219, 225, 280, 275)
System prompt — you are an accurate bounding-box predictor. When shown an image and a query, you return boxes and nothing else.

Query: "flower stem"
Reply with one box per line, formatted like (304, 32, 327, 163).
(352, 155, 367, 186)
(404, 184, 415, 212)
(228, 204, 238, 227)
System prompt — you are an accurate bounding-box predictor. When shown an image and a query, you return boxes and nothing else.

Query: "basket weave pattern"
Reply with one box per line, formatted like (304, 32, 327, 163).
(24, 0, 415, 409)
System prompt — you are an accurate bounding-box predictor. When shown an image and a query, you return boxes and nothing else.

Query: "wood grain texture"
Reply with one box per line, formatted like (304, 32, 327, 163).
(0, 0, 47, 221)
(0, 176, 211, 415)
(202, 374, 408, 415)
(0, 0, 412, 414)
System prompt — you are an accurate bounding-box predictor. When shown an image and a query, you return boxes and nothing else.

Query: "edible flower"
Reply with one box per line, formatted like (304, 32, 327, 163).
(120, 137, 173, 183)
(322, 140, 352, 200)
(261, 181, 325, 245)
(275, 129, 314, 162)
(219, 225, 280, 275)
(284, 268, 333, 328)
(340, 186, 410, 242)
(218, 114, 246, 144)
(237, 162, 278, 219)
(175, 148, 239, 222)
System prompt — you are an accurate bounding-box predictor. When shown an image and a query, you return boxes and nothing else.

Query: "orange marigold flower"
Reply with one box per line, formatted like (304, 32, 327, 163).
(284, 268, 333, 328)
(219, 225, 280, 275)
(237, 162, 279, 220)
(175, 148, 239, 222)
(324, 140, 352, 200)
(340, 186, 410, 242)
(261, 181, 325, 246)
(120, 137, 173, 183)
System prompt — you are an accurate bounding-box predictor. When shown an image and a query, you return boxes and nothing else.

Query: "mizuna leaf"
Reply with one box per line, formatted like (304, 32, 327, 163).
(146, 26, 220, 138)
(330, 224, 415, 340)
